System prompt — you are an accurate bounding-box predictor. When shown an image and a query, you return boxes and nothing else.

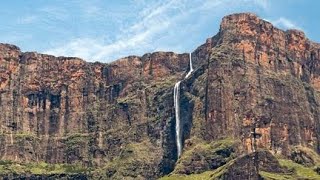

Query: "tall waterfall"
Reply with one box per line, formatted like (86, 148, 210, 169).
(174, 53, 193, 158)
(174, 81, 182, 157)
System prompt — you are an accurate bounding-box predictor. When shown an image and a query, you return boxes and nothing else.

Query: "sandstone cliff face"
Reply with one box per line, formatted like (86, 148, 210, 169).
(0, 46, 191, 178)
(184, 13, 320, 156)
(0, 13, 320, 179)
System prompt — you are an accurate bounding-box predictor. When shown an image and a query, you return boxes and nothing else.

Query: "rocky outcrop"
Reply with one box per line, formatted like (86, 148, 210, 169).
(216, 150, 288, 180)
(1, 12, 320, 179)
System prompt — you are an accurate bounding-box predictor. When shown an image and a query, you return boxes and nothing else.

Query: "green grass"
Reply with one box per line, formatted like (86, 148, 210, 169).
(64, 133, 89, 147)
(161, 159, 236, 180)
(164, 141, 320, 180)
(293, 146, 320, 165)
(0, 161, 87, 175)
(161, 171, 213, 180)
(259, 171, 293, 180)
(279, 159, 320, 179)
(15, 133, 40, 141)
(173, 137, 236, 174)
(0, 160, 13, 166)
(259, 158, 320, 180)
(92, 139, 160, 179)
(117, 94, 139, 105)
(163, 157, 320, 180)
(162, 138, 236, 180)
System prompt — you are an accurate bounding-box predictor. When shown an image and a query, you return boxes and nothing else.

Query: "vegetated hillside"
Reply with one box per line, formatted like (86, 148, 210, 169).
(0, 13, 320, 179)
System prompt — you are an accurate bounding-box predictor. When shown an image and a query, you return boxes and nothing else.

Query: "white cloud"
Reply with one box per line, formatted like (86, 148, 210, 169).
(45, 38, 103, 60)
(17, 15, 37, 24)
(45, 0, 182, 61)
(43, 0, 271, 62)
(271, 17, 302, 30)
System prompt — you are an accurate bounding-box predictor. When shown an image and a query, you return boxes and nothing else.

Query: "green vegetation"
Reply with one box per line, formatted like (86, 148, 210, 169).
(0, 161, 87, 175)
(174, 137, 236, 173)
(15, 133, 39, 141)
(208, 160, 235, 179)
(259, 171, 293, 180)
(161, 171, 213, 180)
(28, 163, 88, 174)
(0, 160, 12, 166)
(291, 146, 320, 166)
(278, 159, 320, 179)
(146, 76, 178, 93)
(161, 159, 235, 180)
(163, 141, 320, 180)
(64, 133, 89, 147)
(163, 156, 320, 180)
(115, 75, 177, 106)
(259, 148, 320, 180)
(0, 133, 39, 141)
(64, 133, 89, 163)
(117, 93, 139, 105)
(92, 139, 160, 179)
(259, 159, 320, 179)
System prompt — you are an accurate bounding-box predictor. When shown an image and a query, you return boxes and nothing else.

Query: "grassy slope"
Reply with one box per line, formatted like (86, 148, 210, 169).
(0, 160, 87, 175)
(161, 143, 320, 180)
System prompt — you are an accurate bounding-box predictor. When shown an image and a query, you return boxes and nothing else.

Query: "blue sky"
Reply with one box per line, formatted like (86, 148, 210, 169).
(0, 0, 319, 62)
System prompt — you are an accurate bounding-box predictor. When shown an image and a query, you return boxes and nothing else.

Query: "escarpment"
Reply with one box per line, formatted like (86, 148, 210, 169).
(1, 13, 320, 179)
(0, 48, 191, 178)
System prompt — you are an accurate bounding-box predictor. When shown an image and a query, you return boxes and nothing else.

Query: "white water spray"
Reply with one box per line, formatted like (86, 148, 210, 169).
(185, 53, 194, 79)
(174, 53, 193, 158)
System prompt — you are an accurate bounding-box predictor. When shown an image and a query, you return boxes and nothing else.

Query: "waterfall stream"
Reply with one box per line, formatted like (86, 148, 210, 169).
(174, 81, 182, 157)
(185, 53, 194, 79)
(174, 53, 193, 158)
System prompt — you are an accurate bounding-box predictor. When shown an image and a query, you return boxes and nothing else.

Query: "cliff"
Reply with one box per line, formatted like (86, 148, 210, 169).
(0, 13, 320, 179)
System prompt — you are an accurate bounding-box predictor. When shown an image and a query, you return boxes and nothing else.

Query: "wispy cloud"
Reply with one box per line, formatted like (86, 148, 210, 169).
(45, 38, 103, 60)
(271, 17, 302, 30)
(44, 0, 270, 62)
(45, 0, 183, 61)
(17, 15, 37, 25)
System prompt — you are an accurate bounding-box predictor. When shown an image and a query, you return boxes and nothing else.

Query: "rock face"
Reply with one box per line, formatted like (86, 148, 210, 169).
(0, 48, 190, 178)
(0, 13, 320, 179)
(188, 13, 320, 155)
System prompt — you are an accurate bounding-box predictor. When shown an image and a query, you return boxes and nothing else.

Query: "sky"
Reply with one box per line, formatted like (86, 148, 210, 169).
(0, 0, 319, 62)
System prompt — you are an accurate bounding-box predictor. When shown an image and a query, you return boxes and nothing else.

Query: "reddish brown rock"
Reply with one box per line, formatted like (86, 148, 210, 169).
(185, 13, 320, 158)
(1, 12, 320, 179)
(0, 44, 190, 178)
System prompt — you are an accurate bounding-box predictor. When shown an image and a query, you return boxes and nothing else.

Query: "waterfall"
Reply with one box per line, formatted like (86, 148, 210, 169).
(174, 81, 182, 157)
(174, 53, 193, 158)
(185, 53, 193, 79)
